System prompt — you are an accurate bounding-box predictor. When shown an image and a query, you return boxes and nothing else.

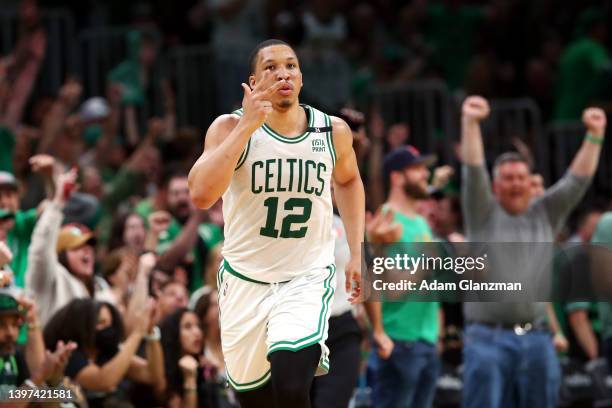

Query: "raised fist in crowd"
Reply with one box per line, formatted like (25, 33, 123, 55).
(582, 107, 607, 137)
(462, 96, 490, 122)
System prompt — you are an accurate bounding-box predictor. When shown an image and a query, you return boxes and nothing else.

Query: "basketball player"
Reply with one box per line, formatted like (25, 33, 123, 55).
(188, 39, 365, 407)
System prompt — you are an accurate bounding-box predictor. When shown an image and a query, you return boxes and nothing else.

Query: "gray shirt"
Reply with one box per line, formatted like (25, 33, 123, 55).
(462, 164, 591, 324)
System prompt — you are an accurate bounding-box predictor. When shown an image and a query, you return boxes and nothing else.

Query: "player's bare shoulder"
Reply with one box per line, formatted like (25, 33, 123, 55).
(329, 115, 353, 152)
(204, 113, 242, 149)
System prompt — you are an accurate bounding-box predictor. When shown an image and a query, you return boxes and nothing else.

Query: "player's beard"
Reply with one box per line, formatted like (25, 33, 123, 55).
(403, 180, 429, 199)
(278, 98, 292, 109)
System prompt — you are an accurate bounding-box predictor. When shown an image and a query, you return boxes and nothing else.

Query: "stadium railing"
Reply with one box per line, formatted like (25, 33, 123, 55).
(371, 80, 454, 162)
(165, 45, 217, 130)
(546, 121, 612, 200)
(0, 7, 77, 96)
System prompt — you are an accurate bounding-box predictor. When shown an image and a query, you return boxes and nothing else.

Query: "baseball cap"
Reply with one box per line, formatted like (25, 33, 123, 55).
(0, 172, 17, 191)
(383, 145, 437, 180)
(79, 97, 110, 121)
(0, 288, 23, 316)
(56, 223, 96, 253)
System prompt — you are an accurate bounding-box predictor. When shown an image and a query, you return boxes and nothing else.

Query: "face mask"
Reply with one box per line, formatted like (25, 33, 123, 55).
(95, 327, 120, 357)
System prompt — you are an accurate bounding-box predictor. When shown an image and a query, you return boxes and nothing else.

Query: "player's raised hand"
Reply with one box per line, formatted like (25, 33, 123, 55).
(240, 70, 285, 130)
(462, 96, 490, 123)
(583, 107, 607, 137)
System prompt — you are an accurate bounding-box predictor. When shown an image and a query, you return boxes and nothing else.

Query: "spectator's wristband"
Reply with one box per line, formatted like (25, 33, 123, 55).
(144, 326, 161, 342)
(586, 133, 604, 144)
(27, 321, 41, 331)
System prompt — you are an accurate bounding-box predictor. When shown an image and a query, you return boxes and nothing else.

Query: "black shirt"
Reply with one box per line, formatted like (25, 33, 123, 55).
(0, 349, 29, 387)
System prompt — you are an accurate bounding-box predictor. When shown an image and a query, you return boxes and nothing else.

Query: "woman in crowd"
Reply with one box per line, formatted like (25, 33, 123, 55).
(160, 307, 217, 408)
(43, 298, 166, 408)
(107, 212, 147, 254)
(26, 168, 116, 325)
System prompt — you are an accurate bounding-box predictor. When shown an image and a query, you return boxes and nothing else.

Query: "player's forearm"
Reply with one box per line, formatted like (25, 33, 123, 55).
(334, 177, 365, 257)
(461, 117, 485, 166)
(189, 122, 255, 208)
(568, 134, 603, 178)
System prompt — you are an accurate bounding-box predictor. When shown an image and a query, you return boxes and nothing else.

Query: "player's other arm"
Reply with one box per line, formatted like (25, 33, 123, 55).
(331, 116, 365, 302)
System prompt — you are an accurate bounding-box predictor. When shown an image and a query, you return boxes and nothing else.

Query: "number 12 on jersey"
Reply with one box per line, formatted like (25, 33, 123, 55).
(260, 197, 312, 238)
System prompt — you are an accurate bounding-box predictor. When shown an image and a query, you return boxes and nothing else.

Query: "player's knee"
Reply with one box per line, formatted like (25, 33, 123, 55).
(274, 376, 311, 404)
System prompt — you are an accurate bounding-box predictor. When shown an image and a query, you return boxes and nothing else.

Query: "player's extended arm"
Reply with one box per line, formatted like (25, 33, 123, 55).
(460, 96, 490, 166)
(331, 117, 365, 302)
(189, 71, 284, 209)
(568, 108, 606, 178)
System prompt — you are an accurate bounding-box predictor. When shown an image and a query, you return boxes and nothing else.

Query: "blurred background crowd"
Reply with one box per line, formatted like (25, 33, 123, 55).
(1, 0, 612, 407)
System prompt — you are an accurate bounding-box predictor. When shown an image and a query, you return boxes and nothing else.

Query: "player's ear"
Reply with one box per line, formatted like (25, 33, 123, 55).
(249, 74, 256, 90)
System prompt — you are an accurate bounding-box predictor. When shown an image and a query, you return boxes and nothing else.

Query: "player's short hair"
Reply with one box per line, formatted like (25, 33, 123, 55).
(248, 39, 295, 74)
(492, 152, 530, 179)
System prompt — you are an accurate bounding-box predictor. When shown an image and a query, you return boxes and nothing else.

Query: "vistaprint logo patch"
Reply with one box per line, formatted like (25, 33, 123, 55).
(312, 139, 326, 152)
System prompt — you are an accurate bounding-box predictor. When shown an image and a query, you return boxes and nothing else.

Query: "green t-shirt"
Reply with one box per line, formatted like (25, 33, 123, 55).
(554, 38, 610, 120)
(134, 200, 224, 292)
(382, 210, 440, 344)
(7, 209, 37, 288)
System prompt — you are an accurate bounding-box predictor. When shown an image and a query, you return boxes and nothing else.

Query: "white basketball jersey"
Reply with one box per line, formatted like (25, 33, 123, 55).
(221, 104, 336, 283)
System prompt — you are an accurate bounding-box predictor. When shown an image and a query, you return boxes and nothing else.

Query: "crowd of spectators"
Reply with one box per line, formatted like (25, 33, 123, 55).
(1, 0, 612, 407)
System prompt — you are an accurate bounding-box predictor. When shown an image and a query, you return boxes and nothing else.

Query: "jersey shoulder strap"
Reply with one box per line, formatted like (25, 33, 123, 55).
(303, 105, 336, 166)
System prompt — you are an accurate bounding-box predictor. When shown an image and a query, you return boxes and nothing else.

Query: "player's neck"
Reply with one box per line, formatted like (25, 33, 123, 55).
(387, 191, 418, 217)
(265, 103, 307, 138)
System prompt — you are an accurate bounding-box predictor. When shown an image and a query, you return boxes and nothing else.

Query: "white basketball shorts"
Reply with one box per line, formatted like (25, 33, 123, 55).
(217, 260, 336, 392)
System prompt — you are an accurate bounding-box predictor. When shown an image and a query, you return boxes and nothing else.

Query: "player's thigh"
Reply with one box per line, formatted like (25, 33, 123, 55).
(218, 268, 273, 392)
(267, 265, 337, 372)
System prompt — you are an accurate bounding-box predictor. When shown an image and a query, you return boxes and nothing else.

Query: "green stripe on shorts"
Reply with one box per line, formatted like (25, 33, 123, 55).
(227, 368, 271, 392)
(223, 260, 269, 285)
